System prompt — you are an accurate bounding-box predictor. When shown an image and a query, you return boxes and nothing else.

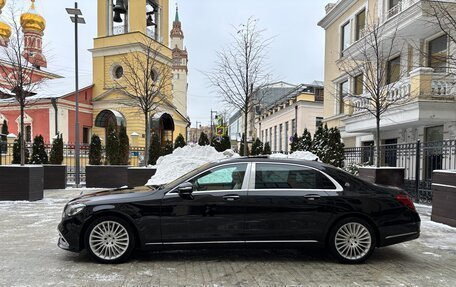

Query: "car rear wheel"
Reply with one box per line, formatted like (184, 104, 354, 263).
(329, 217, 376, 264)
(85, 216, 135, 264)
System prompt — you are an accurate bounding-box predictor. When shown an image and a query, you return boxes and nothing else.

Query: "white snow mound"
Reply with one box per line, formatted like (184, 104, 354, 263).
(270, 150, 319, 161)
(146, 145, 239, 186)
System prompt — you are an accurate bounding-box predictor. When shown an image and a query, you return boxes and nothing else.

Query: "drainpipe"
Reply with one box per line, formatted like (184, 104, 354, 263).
(51, 98, 58, 136)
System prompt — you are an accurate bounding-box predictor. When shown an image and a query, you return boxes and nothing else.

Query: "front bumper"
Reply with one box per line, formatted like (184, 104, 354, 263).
(57, 218, 84, 252)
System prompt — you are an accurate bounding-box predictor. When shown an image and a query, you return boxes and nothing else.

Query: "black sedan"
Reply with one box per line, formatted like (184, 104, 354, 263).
(58, 157, 420, 264)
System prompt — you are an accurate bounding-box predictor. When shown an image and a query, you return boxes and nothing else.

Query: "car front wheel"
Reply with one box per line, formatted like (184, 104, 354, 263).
(85, 216, 135, 264)
(329, 217, 376, 264)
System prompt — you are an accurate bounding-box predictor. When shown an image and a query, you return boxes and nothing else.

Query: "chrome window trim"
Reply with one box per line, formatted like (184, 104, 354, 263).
(250, 162, 343, 192)
(165, 162, 252, 196)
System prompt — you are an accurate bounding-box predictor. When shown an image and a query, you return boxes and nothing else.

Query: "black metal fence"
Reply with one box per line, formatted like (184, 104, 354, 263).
(344, 140, 456, 203)
(0, 143, 146, 184)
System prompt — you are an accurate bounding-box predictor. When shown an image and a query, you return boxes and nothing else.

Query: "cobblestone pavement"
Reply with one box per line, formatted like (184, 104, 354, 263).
(0, 189, 455, 287)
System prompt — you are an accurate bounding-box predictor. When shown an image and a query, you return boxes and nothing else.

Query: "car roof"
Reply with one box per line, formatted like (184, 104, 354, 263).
(214, 156, 328, 170)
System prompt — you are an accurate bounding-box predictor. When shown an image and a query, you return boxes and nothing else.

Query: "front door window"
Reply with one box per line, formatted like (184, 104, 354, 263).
(190, 164, 247, 191)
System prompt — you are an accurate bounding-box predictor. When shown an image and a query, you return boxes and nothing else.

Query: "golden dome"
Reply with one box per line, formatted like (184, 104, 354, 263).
(20, 0, 45, 32)
(0, 0, 6, 11)
(0, 20, 11, 39)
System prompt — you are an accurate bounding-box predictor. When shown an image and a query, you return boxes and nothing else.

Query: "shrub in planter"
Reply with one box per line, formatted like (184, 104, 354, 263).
(49, 134, 64, 164)
(262, 142, 271, 155)
(12, 133, 29, 164)
(198, 132, 210, 146)
(118, 124, 130, 165)
(30, 135, 48, 164)
(174, 133, 186, 149)
(89, 134, 102, 165)
(210, 136, 222, 152)
(161, 141, 173, 156)
(251, 138, 263, 156)
(148, 133, 161, 165)
(106, 123, 120, 165)
(220, 135, 231, 151)
(1, 119, 8, 141)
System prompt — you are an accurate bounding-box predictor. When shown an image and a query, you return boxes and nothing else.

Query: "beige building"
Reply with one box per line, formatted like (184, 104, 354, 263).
(318, 0, 456, 148)
(256, 83, 324, 153)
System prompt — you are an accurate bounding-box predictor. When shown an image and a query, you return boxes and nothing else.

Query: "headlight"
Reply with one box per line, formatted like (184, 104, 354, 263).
(63, 203, 86, 218)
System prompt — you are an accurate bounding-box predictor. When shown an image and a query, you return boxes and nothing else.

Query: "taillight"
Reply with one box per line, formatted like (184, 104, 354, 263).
(395, 194, 416, 211)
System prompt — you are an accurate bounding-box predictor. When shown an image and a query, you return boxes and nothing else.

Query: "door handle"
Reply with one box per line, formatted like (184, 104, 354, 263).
(223, 195, 240, 201)
(303, 194, 321, 200)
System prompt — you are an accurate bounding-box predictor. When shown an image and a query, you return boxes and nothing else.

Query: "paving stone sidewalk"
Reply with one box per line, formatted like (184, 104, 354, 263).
(0, 189, 455, 287)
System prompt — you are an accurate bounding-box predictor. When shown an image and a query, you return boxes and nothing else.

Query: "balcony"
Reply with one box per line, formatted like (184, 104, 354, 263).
(382, 0, 420, 23)
(344, 67, 456, 133)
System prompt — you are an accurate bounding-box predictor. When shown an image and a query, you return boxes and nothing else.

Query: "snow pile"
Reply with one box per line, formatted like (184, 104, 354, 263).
(146, 145, 239, 186)
(270, 150, 319, 161)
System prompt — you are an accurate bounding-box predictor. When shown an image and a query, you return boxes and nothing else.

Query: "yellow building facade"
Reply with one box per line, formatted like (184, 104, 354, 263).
(91, 0, 189, 147)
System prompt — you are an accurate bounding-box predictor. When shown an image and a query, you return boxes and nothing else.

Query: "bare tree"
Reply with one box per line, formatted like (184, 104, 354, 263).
(113, 37, 173, 163)
(0, 8, 48, 165)
(337, 18, 411, 167)
(207, 17, 272, 155)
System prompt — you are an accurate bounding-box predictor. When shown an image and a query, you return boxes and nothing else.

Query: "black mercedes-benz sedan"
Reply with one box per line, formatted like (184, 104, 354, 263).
(58, 157, 420, 264)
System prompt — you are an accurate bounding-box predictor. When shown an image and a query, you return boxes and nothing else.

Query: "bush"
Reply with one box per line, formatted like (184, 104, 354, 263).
(148, 133, 161, 165)
(30, 135, 48, 164)
(49, 134, 64, 165)
(220, 135, 231, 151)
(1, 119, 8, 141)
(161, 140, 174, 156)
(118, 124, 130, 165)
(251, 138, 263, 156)
(290, 129, 312, 152)
(174, 133, 186, 149)
(12, 133, 29, 164)
(290, 133, 299, 153)
(106, 124, 120, 165)
(311, 124, 345, 168)
(210, 136, 222, 152)
(89, 134, 102, 165)
(198, 132, 210, 146)
(262, 142, 271, 155)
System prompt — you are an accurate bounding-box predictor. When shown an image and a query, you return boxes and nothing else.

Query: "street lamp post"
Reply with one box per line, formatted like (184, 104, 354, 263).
(210, 110, 217, 142)
(195, 121, 201, 143)
(66, 2, 85, 187)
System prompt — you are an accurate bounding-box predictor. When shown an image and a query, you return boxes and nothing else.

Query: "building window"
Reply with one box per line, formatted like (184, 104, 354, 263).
(341, 21, 351, 55)
(354, 74, 363, 95)
(389, 0, 400, 9)
(285, 122, 289, 153)
(112, 65, 124, 80)
(355, 9, 366, 41)
(292, 119, 296, 135)
(279, 124, 283, 152)
(269, 127, 272, 146)
(25, 125, 32, 143)
(274, 126, 277, 152)
(428, 35, 447, 73)
(387, 56, 401, 84)
(339, 80, 348, 114)
(83, 127, 90, 144)
(388, 0, 401, 17)
(316, 117, 323, 129)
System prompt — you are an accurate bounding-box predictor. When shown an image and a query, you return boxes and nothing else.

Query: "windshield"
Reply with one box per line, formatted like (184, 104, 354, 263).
(161, 162, 213, 190)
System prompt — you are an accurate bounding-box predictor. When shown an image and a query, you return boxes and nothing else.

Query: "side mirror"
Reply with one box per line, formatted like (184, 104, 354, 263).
(177, 182, 194, 200)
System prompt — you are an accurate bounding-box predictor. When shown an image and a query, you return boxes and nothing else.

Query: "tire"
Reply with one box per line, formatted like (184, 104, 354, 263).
(84, 216, 135, 264)
(328, 217, 376, 264)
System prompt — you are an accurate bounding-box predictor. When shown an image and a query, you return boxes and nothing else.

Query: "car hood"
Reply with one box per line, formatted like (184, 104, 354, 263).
(69, 189, 155, 205)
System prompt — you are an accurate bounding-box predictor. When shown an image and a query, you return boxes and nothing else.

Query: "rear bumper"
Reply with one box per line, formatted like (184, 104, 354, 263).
(378, 221, 420, 247)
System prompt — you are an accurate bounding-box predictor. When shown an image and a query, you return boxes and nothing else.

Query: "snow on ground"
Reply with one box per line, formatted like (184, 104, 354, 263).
(416, 204, 456, 252)
(146, 146, 320, 187)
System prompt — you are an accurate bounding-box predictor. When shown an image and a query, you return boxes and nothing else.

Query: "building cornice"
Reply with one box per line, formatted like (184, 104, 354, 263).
(318, 0, 358, 29)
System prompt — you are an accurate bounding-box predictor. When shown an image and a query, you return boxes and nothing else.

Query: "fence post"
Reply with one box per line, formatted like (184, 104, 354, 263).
(415, 139, 421, 202)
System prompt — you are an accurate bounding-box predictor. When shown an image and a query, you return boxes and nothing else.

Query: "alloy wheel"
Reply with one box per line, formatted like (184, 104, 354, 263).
(89, 220, 130, 260)
(334, 222, 372, 260)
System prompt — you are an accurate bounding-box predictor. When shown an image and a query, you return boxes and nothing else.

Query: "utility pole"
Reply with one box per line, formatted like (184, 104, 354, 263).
(210, 110, 217, 142)
(66, 2, 85, 187)
(195, 121, 201, 143)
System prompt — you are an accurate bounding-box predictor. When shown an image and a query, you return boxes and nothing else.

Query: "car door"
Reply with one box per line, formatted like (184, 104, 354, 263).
(160, 162, 250, 244)
(243, 162, 342, 244)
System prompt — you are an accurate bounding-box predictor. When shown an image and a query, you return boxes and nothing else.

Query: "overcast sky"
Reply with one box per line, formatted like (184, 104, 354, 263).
(20, 0, 329, 126)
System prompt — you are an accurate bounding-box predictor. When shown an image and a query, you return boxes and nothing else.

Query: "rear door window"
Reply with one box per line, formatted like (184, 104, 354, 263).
(255, 163, 336, 190)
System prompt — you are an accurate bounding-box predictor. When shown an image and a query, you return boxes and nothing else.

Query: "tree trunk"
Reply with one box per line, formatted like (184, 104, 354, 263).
(144, 112, 150, 166)
(376, 116, 381, 167)
(243, 108, 248, 156)
(20, 104, 25, 166)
